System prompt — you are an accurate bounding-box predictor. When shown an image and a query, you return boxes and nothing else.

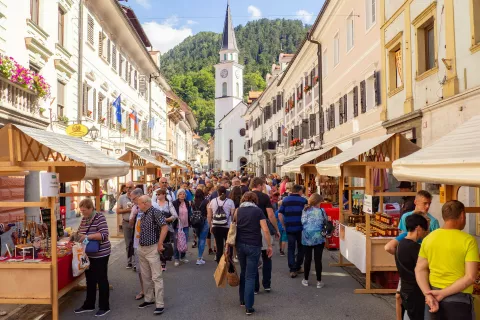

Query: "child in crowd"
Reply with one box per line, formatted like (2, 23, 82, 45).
(275, 206, 287, 256)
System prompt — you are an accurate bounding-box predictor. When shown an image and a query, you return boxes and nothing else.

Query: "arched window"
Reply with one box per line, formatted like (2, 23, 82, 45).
(222, 82, 227, 97)
(229, 139, 233, 161)
(236, 83, 239, 97)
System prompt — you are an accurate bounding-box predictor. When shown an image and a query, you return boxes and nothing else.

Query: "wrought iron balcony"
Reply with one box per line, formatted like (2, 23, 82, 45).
(262, 140, 277, 153)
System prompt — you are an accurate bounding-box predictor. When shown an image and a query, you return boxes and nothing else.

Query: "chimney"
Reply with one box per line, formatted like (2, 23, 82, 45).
(149, 50, 161, 68)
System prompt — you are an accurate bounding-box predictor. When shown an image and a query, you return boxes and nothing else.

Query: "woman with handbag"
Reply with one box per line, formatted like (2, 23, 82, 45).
(156, 188, 178, 271)
(235, 192, 273, 316)
(301, 193, 327, 289)
(172, 189, 192, 267)
(192, 189, 209, 265)
(74, 198, 111, 317)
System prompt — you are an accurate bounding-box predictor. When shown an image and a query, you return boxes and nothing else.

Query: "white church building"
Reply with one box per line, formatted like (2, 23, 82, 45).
(213, 3, 247, 171)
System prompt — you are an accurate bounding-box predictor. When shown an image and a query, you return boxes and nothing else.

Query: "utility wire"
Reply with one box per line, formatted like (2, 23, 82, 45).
(130, 14, 361, 21)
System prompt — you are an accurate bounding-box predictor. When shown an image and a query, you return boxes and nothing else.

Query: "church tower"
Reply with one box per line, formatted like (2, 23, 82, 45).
(214, 2, 244, 129)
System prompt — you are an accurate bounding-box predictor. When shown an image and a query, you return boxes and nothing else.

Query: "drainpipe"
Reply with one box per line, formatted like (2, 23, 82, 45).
(306, 31, 323, 145)
(77, 0, 84, 124)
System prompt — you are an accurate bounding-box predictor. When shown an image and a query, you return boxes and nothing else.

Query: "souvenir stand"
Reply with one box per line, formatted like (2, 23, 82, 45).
(316, 133, 419, 294)
(165, 157, 187, 188)
(0, 124, 128, 320)
(115, 151, 172, 236)
(281, 147, 341, 200)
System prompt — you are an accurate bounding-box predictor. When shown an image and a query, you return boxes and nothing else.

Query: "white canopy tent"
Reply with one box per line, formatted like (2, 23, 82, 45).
(282, 147, 341, 174)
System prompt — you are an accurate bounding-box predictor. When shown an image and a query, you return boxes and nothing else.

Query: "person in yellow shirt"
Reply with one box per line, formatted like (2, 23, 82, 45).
(415, 200, 479, 319)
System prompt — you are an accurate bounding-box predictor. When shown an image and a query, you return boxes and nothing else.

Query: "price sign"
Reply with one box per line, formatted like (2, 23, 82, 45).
(363, 194, 373, 214)
(40, 172, 59, 197)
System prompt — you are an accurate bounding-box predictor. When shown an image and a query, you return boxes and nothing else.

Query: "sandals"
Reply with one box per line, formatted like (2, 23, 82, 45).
(135, 293, 144, 300)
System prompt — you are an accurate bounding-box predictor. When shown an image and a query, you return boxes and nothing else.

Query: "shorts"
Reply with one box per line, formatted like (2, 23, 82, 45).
(280, 231, 288, 243)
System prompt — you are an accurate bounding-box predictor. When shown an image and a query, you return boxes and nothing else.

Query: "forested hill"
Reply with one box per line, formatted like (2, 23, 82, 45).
(160, 19, 309, 140)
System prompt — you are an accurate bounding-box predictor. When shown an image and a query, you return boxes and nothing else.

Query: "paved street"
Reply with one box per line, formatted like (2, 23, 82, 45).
(57, 238, 395, 320)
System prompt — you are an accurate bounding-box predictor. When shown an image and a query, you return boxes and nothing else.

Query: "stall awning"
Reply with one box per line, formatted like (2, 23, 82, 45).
(316, 134, 419, 177)
(282, 147, 341, 174)
(393, 115, 480, 186)
(0, 124, 129, 182)
(132, 151, 172, 174)
(165, 157, 187, 169)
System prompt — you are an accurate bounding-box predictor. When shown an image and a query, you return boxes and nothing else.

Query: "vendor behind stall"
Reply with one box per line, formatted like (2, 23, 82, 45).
(398, 181, 415, 218)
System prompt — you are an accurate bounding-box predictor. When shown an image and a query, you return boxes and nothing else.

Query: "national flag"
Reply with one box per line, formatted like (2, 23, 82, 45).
(113, 95, 122, 124)
(147, 117, 155, 129)
(129, 110, 139, 132)
(282, 125, 287, 137)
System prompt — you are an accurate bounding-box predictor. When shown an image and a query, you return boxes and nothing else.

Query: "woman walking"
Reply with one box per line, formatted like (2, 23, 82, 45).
(235, 192, 273, 315)
(156, 189, 177, 271)
(192, 189, 209, 265)
(74, 199, 111, 317)
(230, 186, 242, 209)
(301, 193, 327, 289)
(207, 186, 235, 263)
(172, 189, 192, 266)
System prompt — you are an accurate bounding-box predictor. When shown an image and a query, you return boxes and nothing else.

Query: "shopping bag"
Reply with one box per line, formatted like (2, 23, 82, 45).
(226, 222, 237, 246)
(214, 253, 228, 288)
(227, 255, 239, 287)
(72, 242, 90, 277)
(176, 228, 188, 253)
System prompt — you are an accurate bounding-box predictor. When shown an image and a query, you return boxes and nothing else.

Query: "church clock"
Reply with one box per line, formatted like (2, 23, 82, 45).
(220, 69, 228, 78)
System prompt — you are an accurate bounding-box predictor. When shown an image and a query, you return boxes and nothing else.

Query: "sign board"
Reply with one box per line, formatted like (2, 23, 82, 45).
(363, 194, 373, 214)
(66, 124, 89, 137)
(439, 186, 446, 203)
(40, 172, 59, 197)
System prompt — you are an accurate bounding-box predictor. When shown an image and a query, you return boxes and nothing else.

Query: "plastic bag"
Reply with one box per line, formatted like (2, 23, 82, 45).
(72, 242, 90, 277)
(176, 228, 187, 253)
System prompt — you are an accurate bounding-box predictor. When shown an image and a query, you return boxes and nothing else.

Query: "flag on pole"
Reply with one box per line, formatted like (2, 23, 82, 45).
(113, 95, 122, 124)
(282, 125, 287, 137)
(129, 110, 139, 132)
(147, 117, 155, 129)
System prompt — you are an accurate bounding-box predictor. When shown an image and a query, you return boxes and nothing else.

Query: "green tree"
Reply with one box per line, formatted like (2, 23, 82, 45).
(244, 72, 267, 92)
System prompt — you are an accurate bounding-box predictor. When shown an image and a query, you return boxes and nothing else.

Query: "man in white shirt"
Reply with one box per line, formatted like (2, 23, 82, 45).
(159, 177, 176, 202)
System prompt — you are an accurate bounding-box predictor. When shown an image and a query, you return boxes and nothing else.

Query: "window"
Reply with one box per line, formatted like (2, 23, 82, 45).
(134, 70, 138, 90)
(222, 82, 227, 97)
(107, 39, 111, 64)
(229, 140, 233, 162)
(347, 13, 355, 51)
(57, 81, 65, 118)
(334, 33, 340, 66)
(366, 0, 376, 29)
(58, 6, 65, 46)
(471, 0, 480, 51)
(30, 0, 40, 25)
(224, 54, 227, 61)
(322, 49, 328, 77)
(413, 3, 437, 79)
(119, 55, 124, 77)
(386, 32, 403, 96)
(98, 32, 106, 59)
(112, 45, 117, 70)
(87, 15, 94, 46)
(236, 83, 239, 97)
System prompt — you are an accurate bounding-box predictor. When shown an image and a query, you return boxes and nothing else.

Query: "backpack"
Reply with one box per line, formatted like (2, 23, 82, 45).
(212, 198, 228, 227)
(190, 202, 205, 228)
(320, 208, 334, 237)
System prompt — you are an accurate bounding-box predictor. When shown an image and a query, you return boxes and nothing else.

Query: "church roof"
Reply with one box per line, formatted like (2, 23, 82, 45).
(221, 2, 239, 52)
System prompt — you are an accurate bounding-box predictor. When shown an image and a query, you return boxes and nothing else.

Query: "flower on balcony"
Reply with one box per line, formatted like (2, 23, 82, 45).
(87, 110, 93, 117)
(0, 56, 51, 98)
(288, 100, 294, 108)
(121, 127, 127, 133)
(101, 117, 106, 124)
(304, 85, 311, 93)
(314, 76, 319, 84)
(58, 115, 69, 124)
(290, 138, 301, 147)
(297, 92, 303, 101)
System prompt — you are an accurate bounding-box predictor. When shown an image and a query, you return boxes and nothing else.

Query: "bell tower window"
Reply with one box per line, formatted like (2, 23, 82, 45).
(222, 82, 227, 97)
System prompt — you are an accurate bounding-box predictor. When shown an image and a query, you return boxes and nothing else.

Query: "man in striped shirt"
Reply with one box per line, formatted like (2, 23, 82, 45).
(278, 184, 307, 278)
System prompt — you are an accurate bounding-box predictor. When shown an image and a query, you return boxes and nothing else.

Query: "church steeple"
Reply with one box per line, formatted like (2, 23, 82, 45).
(221, 1, 238, 53)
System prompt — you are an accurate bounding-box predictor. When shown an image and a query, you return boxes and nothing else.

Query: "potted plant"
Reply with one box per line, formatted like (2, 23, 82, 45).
(121, 127, 127, 133)
(304, 85, 311, 93)
(39, 107, 46, 115)
(87, 110, 93, 117)
(58, 115, 69, 125)
(101, 117, 106, 124)
(290, 138, 301, 147)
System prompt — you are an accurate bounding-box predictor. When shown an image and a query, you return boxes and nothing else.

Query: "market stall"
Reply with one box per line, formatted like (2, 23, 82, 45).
(0, 124, 128, 320)
(282, 147, 341, 200)
(316, 133, 419, 294)
(163, 156, 187, 188)
(115, 151, 172, 236)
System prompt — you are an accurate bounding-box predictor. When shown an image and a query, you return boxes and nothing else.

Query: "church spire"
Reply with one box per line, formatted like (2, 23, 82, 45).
(221, 1, 238, 52)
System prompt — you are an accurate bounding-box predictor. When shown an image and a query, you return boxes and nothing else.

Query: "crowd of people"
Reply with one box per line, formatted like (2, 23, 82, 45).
(70, 171, 480, 319)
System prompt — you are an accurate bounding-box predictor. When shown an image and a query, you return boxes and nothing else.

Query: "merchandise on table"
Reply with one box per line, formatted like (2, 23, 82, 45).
(354, 212, 399, 237)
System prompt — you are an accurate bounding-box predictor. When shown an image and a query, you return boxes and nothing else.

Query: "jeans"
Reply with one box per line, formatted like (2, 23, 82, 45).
(255, 250, 272, 291)
(287, 231, 304, 272)
(304, 243, 325, 281)
(195, 221, 209, 259)
(237, 242, 261, 310)
(212, 227, 229, 263)
(174, 227, 189, 260)
(83, 255, 110, 311)
(122, 221, 134, 265)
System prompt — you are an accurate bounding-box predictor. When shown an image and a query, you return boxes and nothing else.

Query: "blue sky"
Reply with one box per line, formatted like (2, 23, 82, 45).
(124, 0, 325, 53)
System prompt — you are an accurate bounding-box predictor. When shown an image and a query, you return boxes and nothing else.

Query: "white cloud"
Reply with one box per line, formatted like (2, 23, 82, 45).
(296, 9, 314, 24)
(135, 0, 151, 9)
(142, 16, 193, 53)
(186, 20, 198, 25)
(247, 5, 262, 20)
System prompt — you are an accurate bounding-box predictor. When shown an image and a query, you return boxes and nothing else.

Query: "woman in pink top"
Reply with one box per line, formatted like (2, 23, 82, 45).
(172, 189, 192, 266)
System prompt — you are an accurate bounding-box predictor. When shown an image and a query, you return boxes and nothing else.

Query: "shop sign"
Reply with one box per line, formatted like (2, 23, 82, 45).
(40, 172, 59, 197)
(65, 124, 89, 137)
(363, 194, 373, 214)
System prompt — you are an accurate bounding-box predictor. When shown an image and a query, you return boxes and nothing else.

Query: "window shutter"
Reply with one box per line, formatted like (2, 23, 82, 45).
(82, 84, 88, 116)
(139, 75, 147, 97)
(330, 104, 335, 129)
(343, 94, 348, 122)
(87, 16, 94, 45)
(273, 99, 276, 115)
(353, 86, 359, 117)
(98, 32, 103, 57)
(374, 71, 381, 106)
(112, 45, 117, 70)
(301, 119, 309, 140)
(294, 125, 300, 139)
(277, 127, 281, 144)
(319, 108, 325, 140)
(339, 98, 344, 124)
(107, 98, 112, 126)
(360, 80, 367, 113)
(134, 70, 138, 90)
(92, 89, 97, 120)
(97, 96, 103, 124)
(309, 113, 316, 137)
(107, 39, 111, 63)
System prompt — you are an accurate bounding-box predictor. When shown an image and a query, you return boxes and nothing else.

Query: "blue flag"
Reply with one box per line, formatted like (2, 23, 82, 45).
(113, 95, 122, 124)
(147, 117, 155, 129)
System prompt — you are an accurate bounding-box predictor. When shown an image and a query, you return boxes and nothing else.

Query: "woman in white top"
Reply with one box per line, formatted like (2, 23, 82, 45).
(207, 186, 235, 263)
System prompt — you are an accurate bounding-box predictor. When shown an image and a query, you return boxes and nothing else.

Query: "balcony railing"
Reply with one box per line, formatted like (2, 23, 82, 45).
(262, 140, 277, 152)
(0, 76, 39, 114)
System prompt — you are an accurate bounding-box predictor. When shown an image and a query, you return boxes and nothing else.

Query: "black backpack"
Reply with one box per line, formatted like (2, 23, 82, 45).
(190, 202, 205, 228)
(212, 199, 228, 227)
(321, 208, 334, 237)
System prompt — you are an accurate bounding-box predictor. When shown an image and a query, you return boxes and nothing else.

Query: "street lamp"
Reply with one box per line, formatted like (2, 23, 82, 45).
(309, 140, 315, 150)
(89, 125, 99, 141)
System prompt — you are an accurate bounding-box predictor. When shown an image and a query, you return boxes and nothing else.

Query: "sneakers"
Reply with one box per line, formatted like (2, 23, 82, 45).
(246, 308, 255, 316)
(264, 287, 271, 293)
(95, 309, 110, 317)
(297, 267, 304, 274)
(126, 263, 133, 269)
(161, 264, 167, 271)
(301, 279, 309, 287)
(317, 281, 325, 289)
(180, 258, 189, 264)
(233, 257, 239, 263)
(254, 291, 258, 295)
(240, 301, 245, 307)
(196, 259, 206, 265)
(74, 307, 95, 314)
(290, 272, 297, 278)
(279, 250, 285, 257)
(153, 308, 164, 315)
(174, 260, 180, 267)
(138, 302, 155, 309)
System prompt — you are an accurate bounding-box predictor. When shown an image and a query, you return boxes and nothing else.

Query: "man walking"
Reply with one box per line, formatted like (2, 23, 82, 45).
(107, 179, 116, 214)
(159, 177, 176, 202)
(137, 195, 169, 315)
(117, 181, 135, 269)
(240, 177, 250, 194)
(415, 200, 479, 319)
(278, 184, 307, 278)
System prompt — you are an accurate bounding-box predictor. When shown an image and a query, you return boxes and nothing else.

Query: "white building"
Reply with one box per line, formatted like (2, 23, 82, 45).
(214, 3, 246, 171)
